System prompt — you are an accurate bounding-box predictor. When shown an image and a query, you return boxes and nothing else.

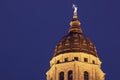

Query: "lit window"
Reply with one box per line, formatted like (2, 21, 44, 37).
(65, 58, 68, 62)
(68, 70, 73, 80)
(59, 72, 64, 80)
(84, 58, 88, 62)
(74, 57, 78, 61)
(84, 71, 89, 80)
(83, 40, 87, 45)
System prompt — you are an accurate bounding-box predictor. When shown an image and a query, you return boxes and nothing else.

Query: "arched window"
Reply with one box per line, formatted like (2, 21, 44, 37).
(68, 70, 73, 80)
(59, 72, 64, 80)
(84, 71, 89, 80)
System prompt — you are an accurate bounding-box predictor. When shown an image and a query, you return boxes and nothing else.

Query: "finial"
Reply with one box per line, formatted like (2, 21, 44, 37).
(69, 4, 82, 33)
(73, 4, 78, 16)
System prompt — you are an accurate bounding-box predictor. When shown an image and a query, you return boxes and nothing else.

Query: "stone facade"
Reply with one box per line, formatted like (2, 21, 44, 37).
(46, 52, 105, 80)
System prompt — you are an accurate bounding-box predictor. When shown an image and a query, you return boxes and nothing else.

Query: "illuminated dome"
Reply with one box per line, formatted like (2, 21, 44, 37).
(53, 15, 98, 57)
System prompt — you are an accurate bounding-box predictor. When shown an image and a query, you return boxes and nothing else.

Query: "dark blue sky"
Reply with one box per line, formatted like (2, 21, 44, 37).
(1, 0, 120, 80)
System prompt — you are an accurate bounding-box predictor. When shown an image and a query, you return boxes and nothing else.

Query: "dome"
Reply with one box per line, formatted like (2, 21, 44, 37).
(54, 32, 98, 57)
(53, 15, 98, 57)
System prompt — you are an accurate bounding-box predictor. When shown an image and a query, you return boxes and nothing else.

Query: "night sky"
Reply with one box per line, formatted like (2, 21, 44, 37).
(1, 0, 120, 80)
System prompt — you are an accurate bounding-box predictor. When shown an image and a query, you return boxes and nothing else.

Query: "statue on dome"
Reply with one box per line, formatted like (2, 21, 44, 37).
(73, 4, 78, 16)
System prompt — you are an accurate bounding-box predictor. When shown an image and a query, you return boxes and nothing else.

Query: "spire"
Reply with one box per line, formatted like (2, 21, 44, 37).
(69, 4, 82, 33)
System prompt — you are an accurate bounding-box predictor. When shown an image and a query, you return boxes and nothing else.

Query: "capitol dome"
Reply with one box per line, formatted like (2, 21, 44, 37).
(53, 15, 98, 57)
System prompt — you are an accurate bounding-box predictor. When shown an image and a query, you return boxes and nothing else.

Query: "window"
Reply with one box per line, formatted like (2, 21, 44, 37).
(84, 71, 89, 80)
(64, 58, 68, 62)
(57, 60, 60, 64)
(59, 72, 64, 80)
(84, 58, 88, 62)
(83, 40, 87, 45)
(65, 43, 70, 46)
(74, 57, 78, 61)
(92, 60, 95, 64)
(68, 70, 73, 80)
